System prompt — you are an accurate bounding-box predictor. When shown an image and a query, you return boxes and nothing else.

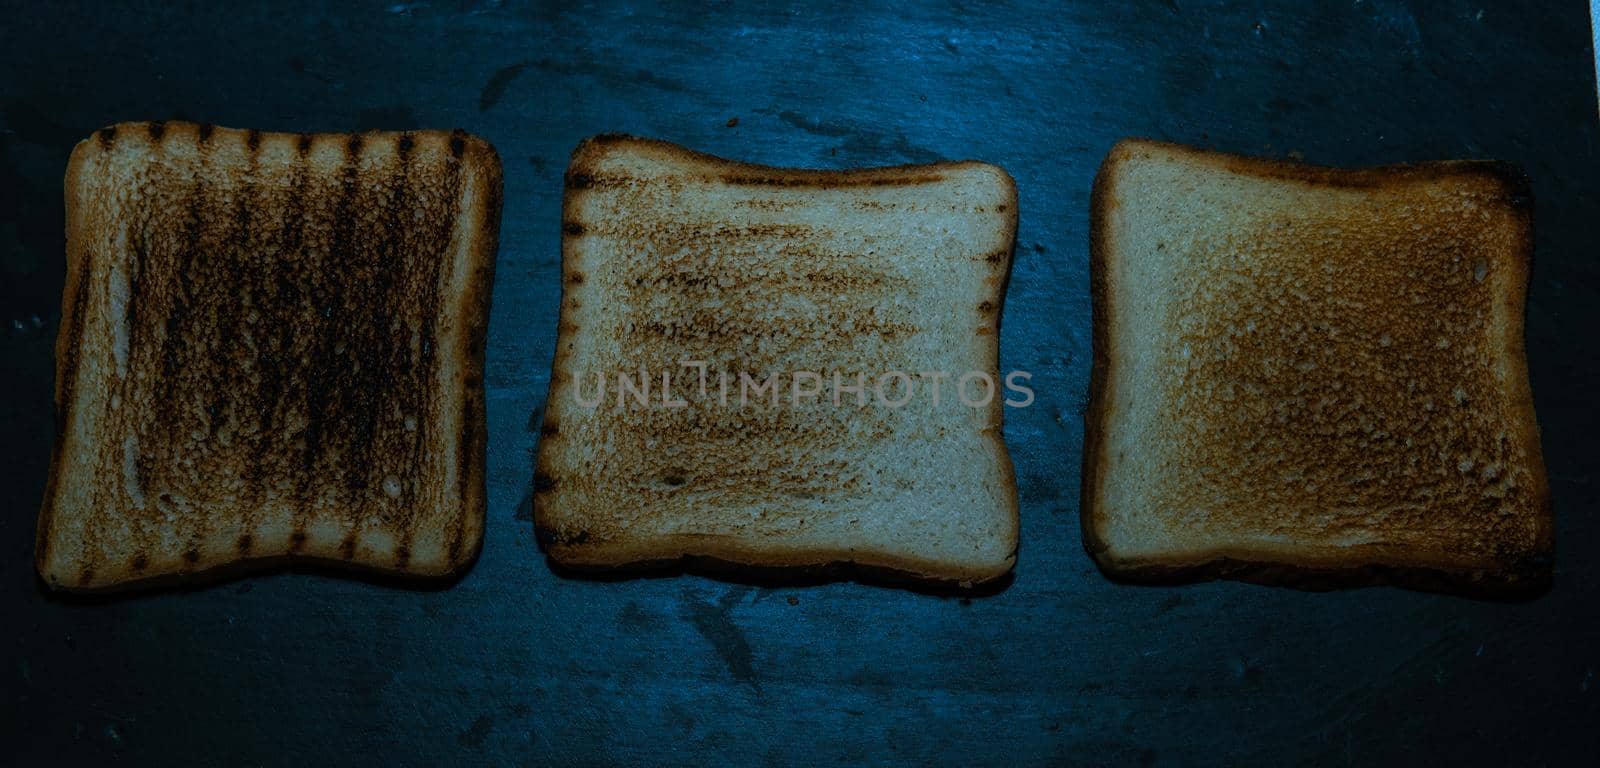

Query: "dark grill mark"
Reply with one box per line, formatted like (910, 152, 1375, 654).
(562, 221, 585, 236)
(339, 534, 357, 560)
(246, 129, 261, 150)
(237, 534, 253, 554)
(449, 129, 466, 158)
(341, 132, 413, 498)
(297, 133, 313, 154)
(205, 141, 259, 441)
(183, 549, 200, 564)
(564, 171, 593, 189)
(56, 267, 92, 452)
(124, 235, 149, 364)
(289, 530, 308, 551)
(97, 126, 116, 148)
(197, 123, 215, 142)
(296, 143, 361, 499)
(147, 122, 166, 140)
(180, 131, 242, 562)
(250, 144, 310, 517)
(394, 546, 410, 569)
(131, 554, 147, 572)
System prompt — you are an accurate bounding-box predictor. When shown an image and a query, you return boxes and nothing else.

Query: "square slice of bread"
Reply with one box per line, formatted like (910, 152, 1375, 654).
(36, 121, 501, 590)
(535, 135, 1019, 585)
(1084, 139, 1551, 595)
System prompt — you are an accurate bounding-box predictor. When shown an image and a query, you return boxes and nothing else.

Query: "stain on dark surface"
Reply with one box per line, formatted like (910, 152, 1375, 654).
(845, 667, 895, 688)
(478, 61, 529, 112)
(2, 99, 74, 147)
(457, 715, 495, 747)
(769, 110, 945, 164)
(346, 662, 395, 710)
(618, 600, 662, 631)
(532, 57, 692, 94)
(513, 490, 533, 522)
(682, 586, 758, 690)
(354, 105, 416, 131)
(1232, 658, 1266, 684)
(1019, 473, 1061, 503)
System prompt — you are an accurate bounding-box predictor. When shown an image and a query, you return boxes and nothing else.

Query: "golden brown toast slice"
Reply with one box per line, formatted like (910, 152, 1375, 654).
(535, 135, 1019, 585)
(1084, 139, 1551, 596)
(37, 121, 501, 590)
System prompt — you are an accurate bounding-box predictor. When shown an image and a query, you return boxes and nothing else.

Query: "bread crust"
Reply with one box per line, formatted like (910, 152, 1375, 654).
(1083, 138, 1550, 598)
(37, 121, 502, 591)
(535, 134, 1019, 586)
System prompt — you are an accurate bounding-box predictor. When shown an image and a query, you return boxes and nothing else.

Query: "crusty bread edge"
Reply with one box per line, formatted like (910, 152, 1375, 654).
(534, 133, 1020, 587)
(1080, 137, 1552, 598)
(34, 132, 98, 585)
(35, 121, 503, 592)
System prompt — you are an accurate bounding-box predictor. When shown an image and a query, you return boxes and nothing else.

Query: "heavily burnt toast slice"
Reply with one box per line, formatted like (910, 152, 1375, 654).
(37, 121, 501, 590)
(1083, 138, 1551, 596)
(535, 135, 1019, 585)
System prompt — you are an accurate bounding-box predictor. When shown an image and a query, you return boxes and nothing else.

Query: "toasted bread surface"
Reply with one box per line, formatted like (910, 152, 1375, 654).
(1084, 138, 1550, 595)
(535, 135, 1019, 584)
(37, 121, 501, 590)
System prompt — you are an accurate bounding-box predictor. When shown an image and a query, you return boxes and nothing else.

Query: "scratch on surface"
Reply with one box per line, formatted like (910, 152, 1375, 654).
(682, 585, 759, 691)
(480, 61, 530, 112)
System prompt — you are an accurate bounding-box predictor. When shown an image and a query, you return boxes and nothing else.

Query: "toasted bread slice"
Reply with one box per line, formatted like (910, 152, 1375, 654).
(535, 135, 1019, 585)
(36, 121, 501, 591)
(1084, 139, 1551, 596)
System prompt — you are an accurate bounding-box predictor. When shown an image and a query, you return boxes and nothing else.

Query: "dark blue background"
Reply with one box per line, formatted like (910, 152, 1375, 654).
(2, 1, 1597, 765)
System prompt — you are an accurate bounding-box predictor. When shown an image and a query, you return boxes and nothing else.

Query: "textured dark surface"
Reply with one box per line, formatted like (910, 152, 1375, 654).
(1, 1, 1597, 765)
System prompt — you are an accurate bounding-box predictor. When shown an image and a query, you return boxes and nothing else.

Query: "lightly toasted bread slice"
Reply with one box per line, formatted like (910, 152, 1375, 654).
(1083, 138, 1551, 596)
(535, 135, 1019, 586)
(36, 121, 501, 591)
